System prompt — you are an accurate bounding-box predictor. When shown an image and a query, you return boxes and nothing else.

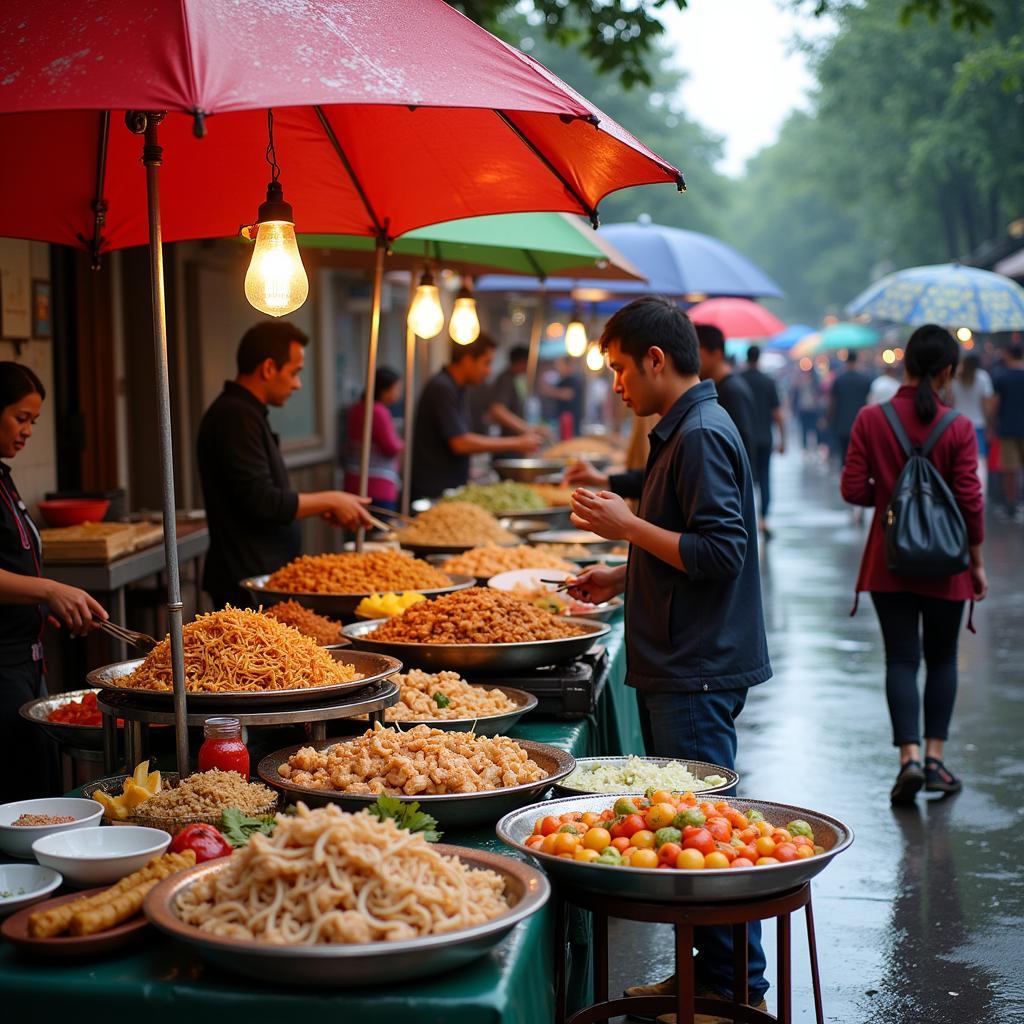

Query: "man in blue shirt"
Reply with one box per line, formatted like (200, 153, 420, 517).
(568, 297, 771, 1022)
(992, 345, 1024, 519)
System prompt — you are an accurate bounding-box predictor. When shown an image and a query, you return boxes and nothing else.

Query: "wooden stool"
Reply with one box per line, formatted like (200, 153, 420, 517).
(554, 881, 824, 1024)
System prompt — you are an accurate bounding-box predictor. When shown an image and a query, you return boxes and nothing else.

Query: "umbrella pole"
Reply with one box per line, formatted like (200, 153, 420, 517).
(401, 275, 417, 517)
(356, 236, 386, 549)
(128, 111, 188, 775)
(526, 282, 547, 396)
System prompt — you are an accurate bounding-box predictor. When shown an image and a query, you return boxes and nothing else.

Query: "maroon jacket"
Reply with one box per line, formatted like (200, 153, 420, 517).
(841, 385, 983, 602)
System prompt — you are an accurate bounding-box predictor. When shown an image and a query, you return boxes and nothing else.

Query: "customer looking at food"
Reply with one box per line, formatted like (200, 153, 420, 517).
(841, 325, 986, 805)
(343, 365, 404, 511)
(410, 334, 542, 501)
(0, 361, 107, 801)
(196, 321, 372, 609)
(565, 297, 772, 1021)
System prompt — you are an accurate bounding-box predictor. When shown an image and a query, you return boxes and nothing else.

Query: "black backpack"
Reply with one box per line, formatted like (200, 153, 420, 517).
(881, 403, 969, 578)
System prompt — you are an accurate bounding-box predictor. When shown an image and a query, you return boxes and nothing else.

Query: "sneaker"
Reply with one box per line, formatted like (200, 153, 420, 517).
(890, 760, 924, 805)
(925, 757, 962, 795)
(656, 988, 769, 1024)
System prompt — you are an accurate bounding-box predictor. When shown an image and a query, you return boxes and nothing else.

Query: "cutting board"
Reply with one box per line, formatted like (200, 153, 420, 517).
(41, 522, 167, 564)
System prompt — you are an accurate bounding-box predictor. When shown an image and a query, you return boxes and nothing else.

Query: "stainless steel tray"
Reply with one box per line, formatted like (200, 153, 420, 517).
(144, 846, 549, 986)
(498, 518, 550, 537)
(86, 649, 402, 707)
(527, 529, 617, 551)
(376, 685, 538, 735)
(341, 617, 610, 673)
(240, 572, 474, 618)
(496, 795, 853, 903)
(20, 689, 110, 749)
(553, 756, 738, 797)
(257, 738, 576, 829)
(493, 458, 568, 482)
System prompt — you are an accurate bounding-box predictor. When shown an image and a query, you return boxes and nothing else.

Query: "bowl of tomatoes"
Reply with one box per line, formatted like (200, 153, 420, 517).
(496, 791, 853, 902)
(19, 689, 121, 749)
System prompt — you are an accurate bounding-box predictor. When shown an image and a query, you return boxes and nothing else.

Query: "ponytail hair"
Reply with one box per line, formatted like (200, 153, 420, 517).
(0, 361, 45, 411)
(904, 325, 959, 423)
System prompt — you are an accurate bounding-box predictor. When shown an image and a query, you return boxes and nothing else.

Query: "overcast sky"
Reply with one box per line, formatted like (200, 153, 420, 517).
(661, 0, 836, 177)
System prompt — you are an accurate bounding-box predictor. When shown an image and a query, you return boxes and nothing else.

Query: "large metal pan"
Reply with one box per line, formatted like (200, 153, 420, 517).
(20, 689, 110, 750)
(527, 529, 617, 552)
(341, 617, 610, 673)
(86, 649, 402, 707)
(145, 846, 549, 987)
(373, 685, 539, 736)
(396, 538, 521, 557)
(240, 572, 474, 619)
(554, 756, 738, 797)
(496, 794, 853, 903)
(492, 458, 568, 482)
(258, 738, 575, 829)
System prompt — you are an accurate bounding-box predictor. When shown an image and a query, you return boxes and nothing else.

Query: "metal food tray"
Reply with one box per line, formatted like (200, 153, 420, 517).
(20, 688, 110, 748)
(527, 529, 617, 551)
(553, 756, 738, 797)
(144, 846, 549, 987)
(257, 738, 576, 829)
(427, 553, 582, 586)
(498, 518, 550, 537)
(493, 458, 568, 482)
(341, 617, 610, 673)
(240, 572, 475, 618)
(497, 795, 853, 903)
(86, 649, 402, 707)
(375, 685, 538, 735)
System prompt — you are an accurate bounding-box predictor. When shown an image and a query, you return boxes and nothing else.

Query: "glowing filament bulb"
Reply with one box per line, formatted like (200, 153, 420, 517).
(244, 221, 308, 316)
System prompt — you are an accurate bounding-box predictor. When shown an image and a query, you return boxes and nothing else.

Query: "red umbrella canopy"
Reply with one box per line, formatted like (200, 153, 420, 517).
(687, 298, 786, 340)
(0, 0, 683, 255)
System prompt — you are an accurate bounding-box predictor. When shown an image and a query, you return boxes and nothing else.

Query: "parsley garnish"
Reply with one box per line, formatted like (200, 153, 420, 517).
(433, 692, 451, 709)
(367, 796, 442, 842)
(219, 806, 277, 848)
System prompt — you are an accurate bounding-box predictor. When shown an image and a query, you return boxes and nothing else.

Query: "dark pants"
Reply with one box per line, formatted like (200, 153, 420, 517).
(752, 443, 772, 519)
(637, 688, 768, 1002)
(0, 658, 53, 803)
(798, 410, 819, 449)
(870, 592, 965, 746)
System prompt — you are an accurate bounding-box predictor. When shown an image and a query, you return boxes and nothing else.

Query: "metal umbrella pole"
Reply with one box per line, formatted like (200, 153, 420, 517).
(401, 274, 418, 517)
(126, 111, 189, 775)
(356, 236, 387, 549)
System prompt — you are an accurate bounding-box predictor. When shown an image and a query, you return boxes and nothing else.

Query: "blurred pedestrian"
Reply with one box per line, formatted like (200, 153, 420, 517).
(830, 351, 873, 466)
(990, 344, 1024, 520)
(950, 354, 993, 480)
(696, 324, 756, 463)
(740, 345, 785, 537)
(791, 363, 825, 452)
(868, 362, 901, 406)
(343, 366, 404, 511)
(841, 325, 986, 805)
(540, 355, 585, 437)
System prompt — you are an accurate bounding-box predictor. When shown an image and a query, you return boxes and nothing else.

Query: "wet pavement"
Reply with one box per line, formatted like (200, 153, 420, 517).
(608, 447, 1024, 1023)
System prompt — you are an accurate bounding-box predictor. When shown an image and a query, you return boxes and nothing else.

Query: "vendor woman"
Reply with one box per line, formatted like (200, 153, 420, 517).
(0, 362, 107, 802)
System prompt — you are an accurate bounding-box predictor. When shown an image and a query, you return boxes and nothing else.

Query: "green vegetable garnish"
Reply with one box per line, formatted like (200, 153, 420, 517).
(432, 692, 451, 709)
(745, 809, 765, 823)
(786, 819, 814, 839)
(219, 806, 277, 848)
(654, 826, 682, 848)
(672, 808, 706, 830)
(367, 796, 442, 843)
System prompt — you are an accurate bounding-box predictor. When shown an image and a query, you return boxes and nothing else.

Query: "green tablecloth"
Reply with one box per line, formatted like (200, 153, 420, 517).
(2, 621, 642, 1024)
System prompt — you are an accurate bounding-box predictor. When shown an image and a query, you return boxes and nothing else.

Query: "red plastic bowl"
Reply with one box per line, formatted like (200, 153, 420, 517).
(36, 499, 110, 527)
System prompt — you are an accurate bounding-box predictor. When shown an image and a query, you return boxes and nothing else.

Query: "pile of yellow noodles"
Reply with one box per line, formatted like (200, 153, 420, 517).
(266, 551, 449, 594)
(123, 608, 362, 693)
(174, 803, 509, 944)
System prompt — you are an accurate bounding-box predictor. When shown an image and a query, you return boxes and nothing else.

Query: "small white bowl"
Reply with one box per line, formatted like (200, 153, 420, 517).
(0, 798, 105, 859)
(0, 864, 63, 918)
(488, 567, 574, 591)
(32, 826, 170, 887)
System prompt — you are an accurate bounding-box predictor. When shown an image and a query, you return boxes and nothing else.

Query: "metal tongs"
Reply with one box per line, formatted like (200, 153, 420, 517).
(539, 578, 575, 593)
(93, 618, 158, 651)
(368, 505, 417, 526)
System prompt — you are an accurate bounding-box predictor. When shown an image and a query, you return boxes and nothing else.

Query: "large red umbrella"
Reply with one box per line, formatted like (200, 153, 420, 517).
(0, 0, 683, 773)
(687, 297, 786, 340)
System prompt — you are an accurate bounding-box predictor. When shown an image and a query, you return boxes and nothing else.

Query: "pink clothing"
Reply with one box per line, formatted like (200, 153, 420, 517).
(344, 400, 404, 503)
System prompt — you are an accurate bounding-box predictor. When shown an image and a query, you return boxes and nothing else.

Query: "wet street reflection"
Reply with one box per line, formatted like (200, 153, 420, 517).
(610, 448, 1024, 1023)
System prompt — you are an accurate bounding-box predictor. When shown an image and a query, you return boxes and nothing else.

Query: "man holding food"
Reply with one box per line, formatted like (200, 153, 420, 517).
(410, 334, 542, 500)
(197, 321, 372, 609)
(566, 296, 771, 1022)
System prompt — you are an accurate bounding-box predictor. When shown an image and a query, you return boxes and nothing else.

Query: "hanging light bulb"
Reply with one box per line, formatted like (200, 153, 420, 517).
(408, 269, 445, 339)
(565, 309, 588, 358)
(242, 111, 308, 317)
(585, 342, 605, 372)
(449, 283, 481, 345)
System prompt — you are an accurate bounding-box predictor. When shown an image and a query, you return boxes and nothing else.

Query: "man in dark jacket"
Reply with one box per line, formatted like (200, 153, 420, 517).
(741, 345, 785, 537)
(197, 321, 371, 608)
(829, 351, 873, 466)
(697, 324, 756, 464)
(567, 297, 771, 1019)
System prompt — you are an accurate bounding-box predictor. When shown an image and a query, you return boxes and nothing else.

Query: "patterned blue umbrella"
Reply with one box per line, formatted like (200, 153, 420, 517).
(846, 263, 1024, 332)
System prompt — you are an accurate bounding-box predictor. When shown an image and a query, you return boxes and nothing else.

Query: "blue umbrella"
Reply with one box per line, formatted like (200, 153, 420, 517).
(846, 263, 1024, 332)
(477, 216, 783, 300)
(768, 323, 815, 350)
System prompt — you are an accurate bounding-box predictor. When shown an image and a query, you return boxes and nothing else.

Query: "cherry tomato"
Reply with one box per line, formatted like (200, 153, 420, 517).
(620, 814, 646, 838)
(557, 852, 574, 859)
(628, 848, 658, 869)
(756, 821, 774, 837)
(541, 834, 559, 854)
(724, 808, 749, 830)
(813, 845, 825, 856)
(736, 843, 758, 862)
(540, 816, 561, 837)
(714, 841, 738, 862)
(754, 836, 777, 858)
(658, 842, 682, 865)
(699, 801, 718, 817)
(731, 857, 755, 868)
(774, 843, 799, 863)
(649, 790, 675, 806)
(791, 835, 813, 848)
(559, 812, 582, 823)
(581, 812, 601, 828)
(682, 828, 715, 856)
(645, 803, 678, 830)
(705, 817, 733, 843)
(680, 792, 698, 807)
(573, 848, 600, 863)
(738, 827, 759, 843)
(795, 846, 815, 859)
(755, 856, 780, 866)
(611, 837, 631, 853)
(553, 832, 580, 855)
(676, 848, 706, 870)
(631, 829, 657, 850)
(600, 809, 615, 821)
(525, 835, 544, 850)
(582, 827, 613, 852)
(771, 829, 793, 845)
(704, 851, 731, 869)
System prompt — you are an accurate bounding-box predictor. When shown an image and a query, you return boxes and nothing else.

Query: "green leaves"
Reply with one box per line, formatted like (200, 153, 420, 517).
(367, 796, 443, 843)
(433, 692, 452, 709)
(219, 806, 277, 848)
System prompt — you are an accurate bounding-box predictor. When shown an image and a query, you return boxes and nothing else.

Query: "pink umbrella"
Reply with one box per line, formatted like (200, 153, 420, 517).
(688, 297, 786, 339)
(0, 0, 683, 771)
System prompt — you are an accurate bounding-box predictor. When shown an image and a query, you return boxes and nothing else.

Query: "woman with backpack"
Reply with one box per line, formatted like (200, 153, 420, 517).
(841, 325, 987, 805)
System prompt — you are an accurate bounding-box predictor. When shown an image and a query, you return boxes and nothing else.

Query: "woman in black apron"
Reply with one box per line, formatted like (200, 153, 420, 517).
(0, 362, 106, 802)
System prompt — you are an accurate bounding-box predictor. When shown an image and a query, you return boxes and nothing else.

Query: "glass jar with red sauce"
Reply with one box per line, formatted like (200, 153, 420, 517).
(197, 717, 250, 778)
